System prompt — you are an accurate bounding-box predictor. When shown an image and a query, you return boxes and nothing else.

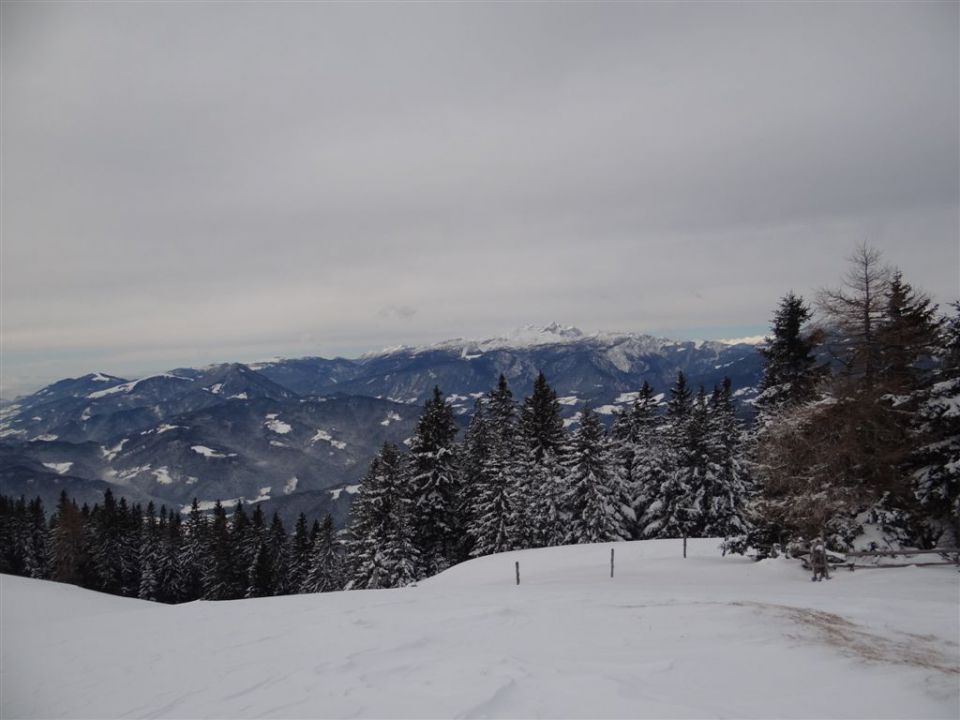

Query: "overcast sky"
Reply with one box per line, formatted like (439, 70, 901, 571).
(2, 1, 958, 396)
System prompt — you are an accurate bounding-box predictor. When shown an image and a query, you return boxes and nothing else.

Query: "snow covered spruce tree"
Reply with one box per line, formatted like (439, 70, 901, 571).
(520, 371, 569, 547)
(705, 379, 752, 543)
(638, 372, 692, 538)
(467, 375, 526, 556)
(346, 442, 419, 588)
(137, 503, 162, 601)
(301, 514, 344, 593)
(459, 397, 492, 558)
(911, 302, 960, 546)
(408, 386, 462, 575)
(562, 407, 633, 543)
(611, 381, 665, 538)
(288, 512, 312, 591)
(48, 490, 88, 585)
(203, 501, 237, 600)
(179, 498, 207, 601)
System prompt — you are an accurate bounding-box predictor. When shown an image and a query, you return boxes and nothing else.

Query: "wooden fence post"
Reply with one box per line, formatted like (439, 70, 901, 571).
(610, 548, 615, 578)
(515, 561, 520, 586)
(683, 534, 687, 559)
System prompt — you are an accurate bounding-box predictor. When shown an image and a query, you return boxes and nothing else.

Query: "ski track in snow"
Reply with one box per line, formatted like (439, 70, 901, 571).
(2, 539, 958, 719)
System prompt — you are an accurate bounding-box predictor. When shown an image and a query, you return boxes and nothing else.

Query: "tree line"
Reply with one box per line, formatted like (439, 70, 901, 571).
(0, 490, 343, 602)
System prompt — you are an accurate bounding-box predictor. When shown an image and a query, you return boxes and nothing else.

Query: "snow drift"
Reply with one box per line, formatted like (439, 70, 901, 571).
(2, 539, 958, 718)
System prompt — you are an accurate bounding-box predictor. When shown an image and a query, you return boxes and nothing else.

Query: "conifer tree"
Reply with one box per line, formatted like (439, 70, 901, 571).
(202, 501, 236, 600)
(301, 514, 343, 593)
(468, 376, 525, 556)
(346, 443, 419, 588)
(138, 503, 161, 601)
(408, 386, 461, 575)
(267, 513, 290, 595)
(705, 380, 753, 541)
(912, 302, 960, 545)
(246, 541, 274, 598)
(92, 489, 124, 594)
(756, 292, 821, 409)
(289, 513, 312, 592)
(520, 371, 566, 463)
(563, 407, 633, 543)
(48, 490, 86, 584)
(876, 271, 941, 394)
(459, 398, 492, 558)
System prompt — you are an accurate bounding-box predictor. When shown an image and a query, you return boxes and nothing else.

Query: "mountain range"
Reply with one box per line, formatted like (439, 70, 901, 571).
(0, 324, 765, 524)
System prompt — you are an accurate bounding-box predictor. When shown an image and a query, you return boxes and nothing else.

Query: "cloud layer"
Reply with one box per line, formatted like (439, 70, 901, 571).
(2, 2, 957, 394)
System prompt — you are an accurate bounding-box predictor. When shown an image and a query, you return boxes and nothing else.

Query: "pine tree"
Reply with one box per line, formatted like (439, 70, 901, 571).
(912, 302, 960, 545)
(245, 541, 274, 598)
(408, 386, 461, 576)
(876, 271, 941, 394)
(346, 443, 419, 589)
(459, 398, 492, 558)
(92, 489, 124, 594)
(202, 501, 236, 600)
(705, 379, 753, 541)
(138, 503, 161, 601)
(48, 491, 86, 584)
(301, 514, 343, 593)
(756, 292, 821, 409)
(468, 376, 525, 556)
(563, 407, 633, 543)
(611, 382, 660, 536)
(289, 513, 312, 592)
(267, 513, 290, 595)
(179, 499, 206, 601)
(639, 373, 692, 539)
(520, 371, 566, 463)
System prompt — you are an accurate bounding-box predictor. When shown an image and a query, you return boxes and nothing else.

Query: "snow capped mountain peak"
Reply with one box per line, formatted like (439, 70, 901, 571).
(504, 322, 585, 345)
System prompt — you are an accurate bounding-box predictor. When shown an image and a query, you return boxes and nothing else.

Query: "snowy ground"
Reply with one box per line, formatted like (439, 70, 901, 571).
(2, 539, 958, 719)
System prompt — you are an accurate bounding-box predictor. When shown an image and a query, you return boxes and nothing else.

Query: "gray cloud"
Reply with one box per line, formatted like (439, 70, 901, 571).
(1, 1, 957, 394)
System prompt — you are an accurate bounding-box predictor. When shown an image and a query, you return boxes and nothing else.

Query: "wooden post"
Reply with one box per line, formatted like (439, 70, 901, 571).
(610, 548, 615, 578)
(683, 534, 687, 559)
(515, 561, 520, 586)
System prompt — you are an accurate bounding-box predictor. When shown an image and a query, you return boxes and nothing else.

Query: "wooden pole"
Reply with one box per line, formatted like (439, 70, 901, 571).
(610, 548, 615, 578)
(515, 561, 520, 586)
(683, 534, 687, 559)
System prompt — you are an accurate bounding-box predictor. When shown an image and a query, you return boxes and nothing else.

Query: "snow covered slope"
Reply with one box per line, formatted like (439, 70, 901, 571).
(3, 539, 958, 718)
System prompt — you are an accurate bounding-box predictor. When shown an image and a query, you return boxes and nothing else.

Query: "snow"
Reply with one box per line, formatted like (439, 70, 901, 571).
(563, 412, 583, 428)
(380, 411, 402, 426)
(311, 429, 347, 450)
(30, 434, 58, 442)
(207, 383, 224, 395)
(228, 392, 248, 400)
(190, 445, 235, 459)
(329, 484, 361, 501)
(79, 407, 93, 421)
(152, 467, 174, 485)
(41, 462, 73, 475)
(557, 395, 580, 406)
(718, 334, 767, 346)
(90, 372, 117, 383)
(2, 539, 957, 719)
(265, 418, 292, 435)
(284, 477, 299, 494)
(594, 404, 618, 415)
(87, 374, 188, 400)
(100, 438, 128, 462)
